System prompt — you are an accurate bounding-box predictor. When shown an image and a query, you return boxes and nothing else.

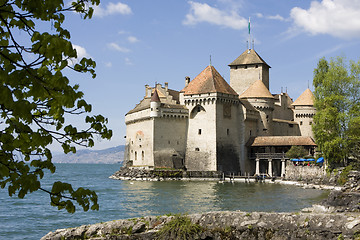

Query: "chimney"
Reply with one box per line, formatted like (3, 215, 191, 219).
(145, 85, 152, 98)
(164, 82, 168, 91)
(185, 76, 190, 87)
(145, 84, 149, 97)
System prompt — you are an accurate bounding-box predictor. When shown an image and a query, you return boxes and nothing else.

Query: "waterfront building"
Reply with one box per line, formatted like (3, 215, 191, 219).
(124, 47, 316, 176)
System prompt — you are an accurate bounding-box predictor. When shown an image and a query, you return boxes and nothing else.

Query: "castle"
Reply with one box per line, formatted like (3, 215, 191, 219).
(124, 47, 316, 177)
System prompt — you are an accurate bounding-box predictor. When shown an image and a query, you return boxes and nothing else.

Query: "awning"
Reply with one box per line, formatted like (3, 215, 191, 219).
(316, 157, 324, 163)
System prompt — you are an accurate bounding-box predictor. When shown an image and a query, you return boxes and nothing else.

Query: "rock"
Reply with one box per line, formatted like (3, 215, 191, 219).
(346, 219, 360, 229)
(41, 211, 360, 240)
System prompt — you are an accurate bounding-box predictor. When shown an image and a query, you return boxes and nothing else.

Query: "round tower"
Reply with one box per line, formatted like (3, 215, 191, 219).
(239, 80, 275, 136)
(292, 89, 315, 138)
(150, 89, 161, 118)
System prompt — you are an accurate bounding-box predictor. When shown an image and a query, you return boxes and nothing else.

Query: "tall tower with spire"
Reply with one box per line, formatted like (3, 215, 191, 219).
(229, 49, 270, 96)
(229, 18, 270, 96)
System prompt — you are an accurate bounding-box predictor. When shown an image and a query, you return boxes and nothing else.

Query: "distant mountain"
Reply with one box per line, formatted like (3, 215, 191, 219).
(52, 145, 124, 164)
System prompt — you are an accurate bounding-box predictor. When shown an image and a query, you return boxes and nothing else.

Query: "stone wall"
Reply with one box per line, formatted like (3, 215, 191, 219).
(285, 162, 327, 181)
(125, 110, 154, 167)
(230, 64, 269, 95)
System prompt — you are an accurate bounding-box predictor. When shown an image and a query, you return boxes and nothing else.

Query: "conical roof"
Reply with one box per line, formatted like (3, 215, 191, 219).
(181, 65, 238, 96)
(239, 80, 274, 99)
(150, 89, 160, 102)
(229, 49, 270, 68)
(292, 88, 314, 106)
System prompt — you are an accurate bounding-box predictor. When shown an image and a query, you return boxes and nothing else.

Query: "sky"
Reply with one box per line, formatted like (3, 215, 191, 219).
(50, 0, 360, 151)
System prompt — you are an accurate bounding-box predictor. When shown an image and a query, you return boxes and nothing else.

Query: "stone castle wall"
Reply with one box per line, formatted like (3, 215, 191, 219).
(285, 162, 326, 181)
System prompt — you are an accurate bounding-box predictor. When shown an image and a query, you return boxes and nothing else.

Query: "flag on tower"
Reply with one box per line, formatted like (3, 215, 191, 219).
(248, 17, 251, 34)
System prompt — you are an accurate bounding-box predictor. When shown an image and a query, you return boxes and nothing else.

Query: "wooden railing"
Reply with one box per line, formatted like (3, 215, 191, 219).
(249, 153, 288, 160)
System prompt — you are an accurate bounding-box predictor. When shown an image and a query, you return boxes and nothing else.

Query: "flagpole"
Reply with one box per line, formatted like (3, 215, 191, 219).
(248, 17, 251, 52)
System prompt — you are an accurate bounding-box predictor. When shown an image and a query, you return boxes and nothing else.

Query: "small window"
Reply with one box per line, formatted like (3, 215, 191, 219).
(151, 108, 153, 111)
(300, 121, 303, 125)
(177, 141, 179, 145)
(139, 145, 142, 148)
(168, 140, 171, 144)
(244, 66, 248, 69)
(309, 122, 312, 125)
(142, 151, 144, 160)
(198, 129, 202, 135)
(227, 129, 230, 135)
(289, 124, 293, 128)
(250, 130, 252, 136)
(135, 151, 137, 160)
(255, 65, 258, 68)
(263, 128, 267, 131)
(197, 106, 201, 112)
(195, 148, 200, 151)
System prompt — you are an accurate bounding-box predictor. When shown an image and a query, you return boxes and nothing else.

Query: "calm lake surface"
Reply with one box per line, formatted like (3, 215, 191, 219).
(0, 164, 329, 240)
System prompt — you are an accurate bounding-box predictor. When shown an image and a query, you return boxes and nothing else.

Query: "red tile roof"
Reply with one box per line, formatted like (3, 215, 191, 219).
(246, 136, 316, 147)
(292, 88, 315, 106)
(181, 65, 238, 96)
(150, 89, 160, 102)
(229, 49, 270, 68)
(239, 80, 274, 99)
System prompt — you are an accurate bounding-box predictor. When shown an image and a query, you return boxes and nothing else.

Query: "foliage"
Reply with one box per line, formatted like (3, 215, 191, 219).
(0, 0, 112, 213)
(286, 146, 308, 159)
(337, 165, 353, 185)
(312, 57, 360, 168)
(156, 214, 204, 240)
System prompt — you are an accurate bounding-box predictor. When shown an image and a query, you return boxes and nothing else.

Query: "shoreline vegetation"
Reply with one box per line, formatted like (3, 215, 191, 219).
(42, 168, 360, 240)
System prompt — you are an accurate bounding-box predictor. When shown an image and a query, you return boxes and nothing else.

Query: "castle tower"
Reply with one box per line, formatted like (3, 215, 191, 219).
(181, 65, 244, 173)
(150, 89, 161, 118)
(229, 49, 270, 96)
(240, 80, 275, 136)
(292, 88, 315, 138)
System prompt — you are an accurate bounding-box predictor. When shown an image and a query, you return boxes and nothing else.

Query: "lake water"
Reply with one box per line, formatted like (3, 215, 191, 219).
(0, 164, 329, 240)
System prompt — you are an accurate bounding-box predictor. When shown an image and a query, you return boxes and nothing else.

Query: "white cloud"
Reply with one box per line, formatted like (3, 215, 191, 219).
(183, 1, 247, 30)
(108, 43, 130, 53)
(118, 30, 128, 35)
(267, 14, 286, 21)
(68, 44, 91, 65)
(128, 36, 139, 43)
(256, 13, 263, 18)
(94, 2, 132, 17)
(125, 57, 133, 65)
(105, 62, 113, 67)
(290, 0, 360, 39)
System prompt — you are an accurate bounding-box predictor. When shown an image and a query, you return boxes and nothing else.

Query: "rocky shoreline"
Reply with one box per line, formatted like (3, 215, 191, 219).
(41, 209, 360, 240)
(42, 170, 360, 240)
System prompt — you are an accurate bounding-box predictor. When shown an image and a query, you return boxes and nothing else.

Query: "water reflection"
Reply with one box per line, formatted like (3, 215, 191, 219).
(117, 180, 328, 217)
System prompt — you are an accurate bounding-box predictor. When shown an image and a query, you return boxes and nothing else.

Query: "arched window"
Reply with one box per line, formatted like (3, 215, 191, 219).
(142, 151, 144, 160)
(190, 105, 206, 119)
(135, 151, 137, 161)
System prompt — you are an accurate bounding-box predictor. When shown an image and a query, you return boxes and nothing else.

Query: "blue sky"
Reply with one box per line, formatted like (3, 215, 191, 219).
(53, 0, 360, 151)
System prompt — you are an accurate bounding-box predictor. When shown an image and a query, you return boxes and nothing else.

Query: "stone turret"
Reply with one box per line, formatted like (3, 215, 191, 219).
(292, 88, 315, 138)
(150, 89, 161, 118)
(240, 80, 274, 136)
(229, 49, 270, 96)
